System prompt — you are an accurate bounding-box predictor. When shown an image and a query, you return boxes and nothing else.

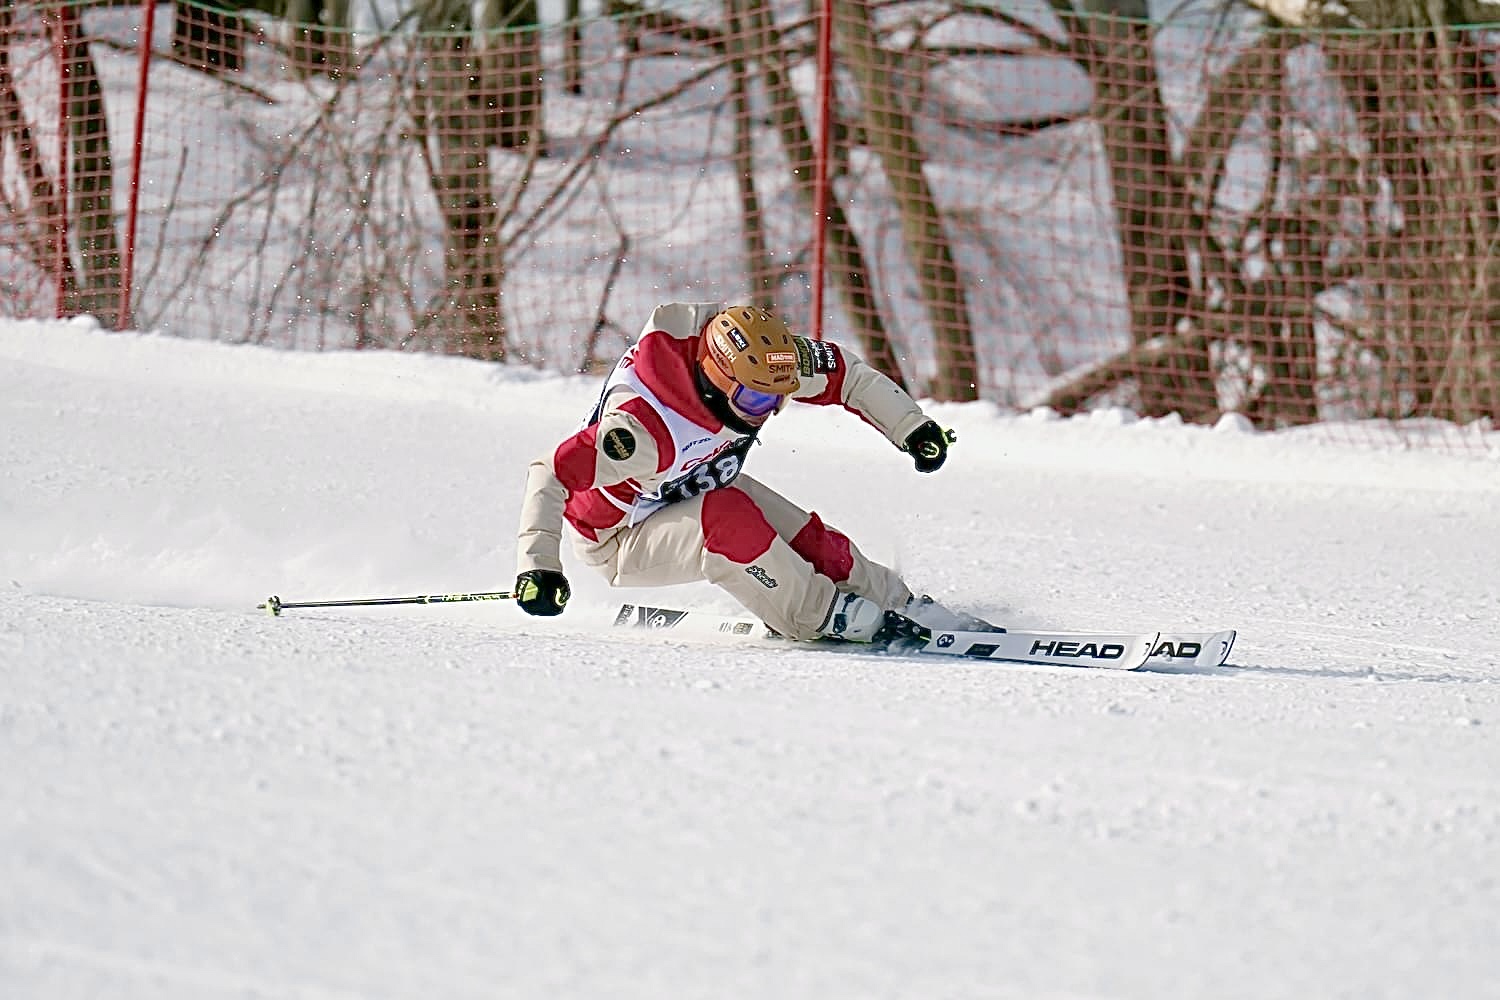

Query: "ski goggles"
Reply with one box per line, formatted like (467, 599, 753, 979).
(730, 384, 784, 417)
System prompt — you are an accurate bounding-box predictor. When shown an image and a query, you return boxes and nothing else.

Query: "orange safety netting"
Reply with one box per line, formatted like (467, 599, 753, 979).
(3, 1, 1498, 452)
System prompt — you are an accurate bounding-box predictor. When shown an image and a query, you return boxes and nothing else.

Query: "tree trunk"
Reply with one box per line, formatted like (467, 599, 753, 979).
(831, 0, 978, 401)
(282, 0, 353, 78)
(0, 6, 78, 307)
(563, 0, 583, 95)
(58, 5, 123, 323)
(1081, 10, 1207, 418)
(1179, 31, 1318, 427)
(724, 0, 774, 307)
(475, 0, 545, 153)
(418, 3, 507, 360)
(172, 0, 244, 74)
(1257, 0, 1500, 421)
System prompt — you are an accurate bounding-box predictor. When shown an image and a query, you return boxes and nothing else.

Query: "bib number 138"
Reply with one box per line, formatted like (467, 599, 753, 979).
(658, 437, 754, 504)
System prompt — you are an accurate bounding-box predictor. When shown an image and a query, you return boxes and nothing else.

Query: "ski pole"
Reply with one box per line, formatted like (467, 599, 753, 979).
(258, 590, 514, 616)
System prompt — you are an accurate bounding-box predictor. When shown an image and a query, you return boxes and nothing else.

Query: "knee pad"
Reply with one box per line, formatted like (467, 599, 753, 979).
(789, 511, 854, 583)
(701, 487, 776, 563)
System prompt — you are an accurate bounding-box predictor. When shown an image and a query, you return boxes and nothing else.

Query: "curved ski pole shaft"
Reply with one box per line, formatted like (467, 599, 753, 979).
(258, 591, 515, 616)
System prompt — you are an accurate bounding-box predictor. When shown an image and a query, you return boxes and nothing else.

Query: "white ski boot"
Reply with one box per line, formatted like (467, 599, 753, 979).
(818, 592, 889, 642)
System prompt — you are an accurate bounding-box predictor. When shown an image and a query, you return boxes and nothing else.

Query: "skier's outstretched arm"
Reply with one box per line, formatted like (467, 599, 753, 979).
(788, 338, 952, 473)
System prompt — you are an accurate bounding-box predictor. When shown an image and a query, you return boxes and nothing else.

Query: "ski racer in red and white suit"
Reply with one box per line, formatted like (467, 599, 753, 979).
(514, 302, 952, 641)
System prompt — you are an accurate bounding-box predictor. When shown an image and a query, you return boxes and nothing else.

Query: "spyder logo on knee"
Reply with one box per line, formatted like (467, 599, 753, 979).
(746, 565, 779, 588)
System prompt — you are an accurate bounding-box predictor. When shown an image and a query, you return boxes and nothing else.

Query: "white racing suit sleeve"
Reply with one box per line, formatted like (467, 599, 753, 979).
(516, 404, 664, 576)
(788, 336, 931, 447)
(637, 301, 724, 340)
(516, 461, 568, 575)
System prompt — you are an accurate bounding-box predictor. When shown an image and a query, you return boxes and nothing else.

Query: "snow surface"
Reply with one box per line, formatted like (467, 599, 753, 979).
(4, 316, 1500, 999)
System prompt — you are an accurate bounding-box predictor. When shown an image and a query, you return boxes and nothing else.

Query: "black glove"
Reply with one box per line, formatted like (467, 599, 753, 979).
(903, 420, 953, 473)
(515, 569, 571, 617)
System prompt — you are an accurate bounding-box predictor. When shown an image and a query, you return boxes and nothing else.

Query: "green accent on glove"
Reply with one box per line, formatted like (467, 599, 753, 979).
(903, 420, 952, 473)
(515, 569, 571, 616)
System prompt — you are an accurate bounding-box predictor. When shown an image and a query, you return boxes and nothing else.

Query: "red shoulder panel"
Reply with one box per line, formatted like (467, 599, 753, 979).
(631, 329, 724, 431)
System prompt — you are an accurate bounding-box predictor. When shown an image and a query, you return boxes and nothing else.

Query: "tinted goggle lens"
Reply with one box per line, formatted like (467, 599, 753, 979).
(731, 385, 783, 416)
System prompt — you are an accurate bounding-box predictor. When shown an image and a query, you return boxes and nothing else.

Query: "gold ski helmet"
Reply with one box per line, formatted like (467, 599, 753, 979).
(697, 306, 802, 425)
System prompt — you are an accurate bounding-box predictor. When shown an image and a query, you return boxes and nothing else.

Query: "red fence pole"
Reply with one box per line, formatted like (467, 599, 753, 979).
(807, 0, 835, 341)
(119, 0, 157, 331)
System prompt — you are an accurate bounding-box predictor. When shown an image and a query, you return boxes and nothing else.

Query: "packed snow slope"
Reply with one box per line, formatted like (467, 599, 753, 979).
(4, 317, 1500, 1000)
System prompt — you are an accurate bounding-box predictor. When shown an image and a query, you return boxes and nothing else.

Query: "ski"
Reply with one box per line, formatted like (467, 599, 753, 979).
(612, 603, 1235, 670)
(1152, 629, 1237, 669)
(912, 625, 1159, 670)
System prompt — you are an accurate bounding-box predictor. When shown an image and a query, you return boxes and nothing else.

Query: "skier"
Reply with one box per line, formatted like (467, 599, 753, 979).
(513, 302, 953, 642)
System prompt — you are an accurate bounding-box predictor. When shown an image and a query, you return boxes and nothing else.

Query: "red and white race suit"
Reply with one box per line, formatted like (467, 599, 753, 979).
(516, 302, 934, 640)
